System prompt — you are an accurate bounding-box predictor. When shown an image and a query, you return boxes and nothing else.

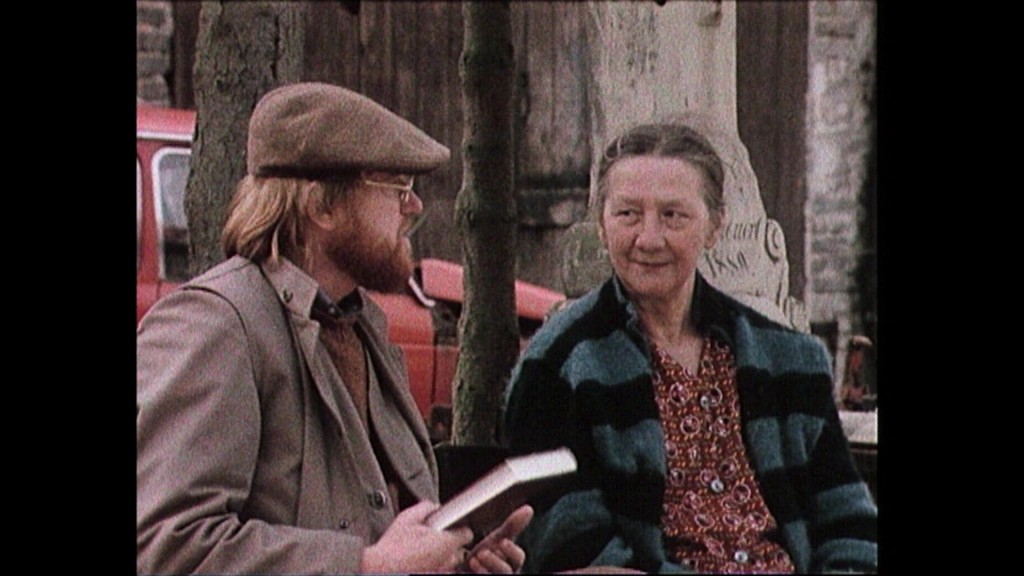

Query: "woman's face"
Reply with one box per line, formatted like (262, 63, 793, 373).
(599, 155, 722, 306)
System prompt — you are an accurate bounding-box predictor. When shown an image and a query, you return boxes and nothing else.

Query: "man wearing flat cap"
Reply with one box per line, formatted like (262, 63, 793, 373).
(137, 82, 532, 574)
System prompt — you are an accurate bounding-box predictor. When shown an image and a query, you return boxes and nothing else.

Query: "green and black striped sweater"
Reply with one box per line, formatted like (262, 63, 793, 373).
(504, 274, 877, 574)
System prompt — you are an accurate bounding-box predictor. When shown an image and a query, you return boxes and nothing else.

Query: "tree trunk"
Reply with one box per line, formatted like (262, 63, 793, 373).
(185, 1, 305, 277)
(451, 1, 518, 446)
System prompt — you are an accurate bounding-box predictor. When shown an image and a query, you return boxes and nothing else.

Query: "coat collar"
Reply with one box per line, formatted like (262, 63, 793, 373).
(258, 257, 438, 503)
(258, 257, 323, 321)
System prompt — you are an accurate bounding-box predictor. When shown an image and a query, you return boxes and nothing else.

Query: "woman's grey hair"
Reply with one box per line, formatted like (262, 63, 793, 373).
(595, 123, 726, 220)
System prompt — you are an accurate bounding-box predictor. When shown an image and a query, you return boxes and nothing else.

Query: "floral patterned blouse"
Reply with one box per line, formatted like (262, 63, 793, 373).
(651, 336, 795, 573)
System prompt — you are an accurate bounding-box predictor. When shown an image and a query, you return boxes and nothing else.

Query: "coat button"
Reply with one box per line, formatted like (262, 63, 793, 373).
(734, 550, 749, 563)
(338, 519, 350, 530)
(369, 490, 388, 510)
(281, 289, 293, 303)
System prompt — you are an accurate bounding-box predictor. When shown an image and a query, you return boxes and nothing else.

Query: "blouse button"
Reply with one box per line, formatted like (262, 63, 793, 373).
(338, 518, 350, 530)
(734, 550, 749, 563)
(710, 479, 726, 493)
(699, 395, 712, 409)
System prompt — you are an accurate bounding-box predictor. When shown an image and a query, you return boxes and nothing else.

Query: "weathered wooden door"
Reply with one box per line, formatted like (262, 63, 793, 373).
(171, 1, 589, 290)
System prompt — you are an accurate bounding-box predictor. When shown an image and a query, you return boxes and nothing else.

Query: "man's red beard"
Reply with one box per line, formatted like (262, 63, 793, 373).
(325, 213, 414, 293)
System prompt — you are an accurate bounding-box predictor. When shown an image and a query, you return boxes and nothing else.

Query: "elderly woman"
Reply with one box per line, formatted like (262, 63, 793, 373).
(503, 123, 877, 574)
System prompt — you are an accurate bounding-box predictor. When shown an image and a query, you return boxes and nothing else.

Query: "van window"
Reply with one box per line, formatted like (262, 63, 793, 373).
(153, 148, 192, 282)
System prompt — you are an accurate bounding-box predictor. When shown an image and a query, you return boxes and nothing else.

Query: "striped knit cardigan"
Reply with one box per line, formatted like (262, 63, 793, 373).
(504, 274, 878, 573)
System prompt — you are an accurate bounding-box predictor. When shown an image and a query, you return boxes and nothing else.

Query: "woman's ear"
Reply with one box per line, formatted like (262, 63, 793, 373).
(705, 209, 726, 250)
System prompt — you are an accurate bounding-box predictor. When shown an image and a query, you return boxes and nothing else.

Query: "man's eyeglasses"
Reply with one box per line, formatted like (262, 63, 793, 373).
(360, 173, 416, 206)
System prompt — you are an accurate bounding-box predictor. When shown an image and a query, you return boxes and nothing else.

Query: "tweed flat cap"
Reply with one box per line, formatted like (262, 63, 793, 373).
(247, 82, 450, 177)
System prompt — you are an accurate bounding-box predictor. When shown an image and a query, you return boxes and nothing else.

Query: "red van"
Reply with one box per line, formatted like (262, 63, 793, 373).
(137, 105, 565, 440)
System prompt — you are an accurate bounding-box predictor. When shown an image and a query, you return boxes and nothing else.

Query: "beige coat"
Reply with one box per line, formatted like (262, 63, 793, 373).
(137, 256, 438, 574)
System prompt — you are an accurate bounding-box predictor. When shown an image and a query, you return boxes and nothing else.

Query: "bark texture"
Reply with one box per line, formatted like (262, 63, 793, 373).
(452, 1, 519, 446)
(185, 1, 304, 277)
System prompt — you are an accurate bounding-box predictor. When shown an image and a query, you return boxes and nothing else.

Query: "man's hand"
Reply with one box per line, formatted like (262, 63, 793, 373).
(463, 505, 533, 574)
(360, 501, 474, 574)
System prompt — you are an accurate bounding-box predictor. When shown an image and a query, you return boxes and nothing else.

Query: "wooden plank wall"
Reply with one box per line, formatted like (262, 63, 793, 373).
(511, 1, 590, 288)
(301, 2, 466, 268)
(171, 1, 591, 290)
(515, 2, 590, 182)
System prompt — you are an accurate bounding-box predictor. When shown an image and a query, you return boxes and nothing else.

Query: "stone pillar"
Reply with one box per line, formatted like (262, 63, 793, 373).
(583, 0, 737, 153)
(137, 1, 174, 106)
(564, 0, 807, 331)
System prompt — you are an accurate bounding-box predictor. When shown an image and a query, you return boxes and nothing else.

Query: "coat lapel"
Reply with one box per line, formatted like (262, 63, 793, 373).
(260, 260, 437, 506)
(260, 260, 349, 428)
(357, 304, 439, 503)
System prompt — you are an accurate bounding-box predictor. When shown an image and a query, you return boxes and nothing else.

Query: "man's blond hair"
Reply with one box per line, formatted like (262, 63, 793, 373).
(221, 174, 355, 266)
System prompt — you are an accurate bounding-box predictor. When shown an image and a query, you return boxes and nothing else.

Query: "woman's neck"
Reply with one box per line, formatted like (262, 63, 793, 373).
(633, 287, 699, 349)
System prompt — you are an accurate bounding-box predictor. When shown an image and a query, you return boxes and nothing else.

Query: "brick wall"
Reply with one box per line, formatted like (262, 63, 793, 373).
(805, 1, 877, 385)
(137, 1, 174, 106)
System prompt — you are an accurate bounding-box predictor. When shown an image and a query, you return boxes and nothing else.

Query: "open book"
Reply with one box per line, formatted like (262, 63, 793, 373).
(426, 447, 577, 536)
